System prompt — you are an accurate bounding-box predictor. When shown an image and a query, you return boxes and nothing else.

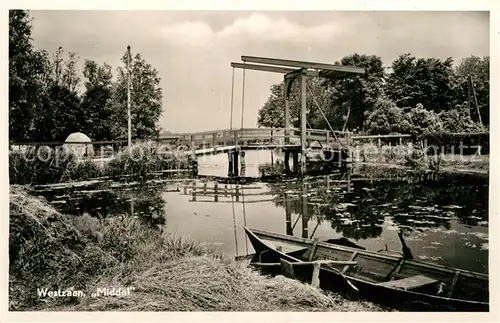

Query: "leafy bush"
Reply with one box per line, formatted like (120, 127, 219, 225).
(365, 99, 484, 136)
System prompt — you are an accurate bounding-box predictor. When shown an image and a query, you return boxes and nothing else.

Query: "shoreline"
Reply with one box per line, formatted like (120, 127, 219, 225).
(9, 185, 385, 312)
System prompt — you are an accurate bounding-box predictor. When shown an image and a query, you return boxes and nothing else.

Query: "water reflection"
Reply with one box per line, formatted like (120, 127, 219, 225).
(34, 173, 488, 273)
(265, 177, 488, 241)
(39, 184, 168, 226)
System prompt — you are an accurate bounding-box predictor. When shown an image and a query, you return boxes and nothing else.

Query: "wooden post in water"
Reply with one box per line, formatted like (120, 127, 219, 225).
(192, 181, 197, 201)
(301, 183, 308, 238)
(284, 78, 291, 146)
(292, 152, 299, 174)
(214, 182, 218, 202)
(239, 150, 245, 177)
(284, 150, 291, 173)
(233, 150, 239, 177)
(347, 169, 352, 193)
(224, 184, 228, 197)
(227, 151, 234, 177)
(285, 192, 293, 235)
(203, 183, 207, 196)
(235, 185, 240, 202)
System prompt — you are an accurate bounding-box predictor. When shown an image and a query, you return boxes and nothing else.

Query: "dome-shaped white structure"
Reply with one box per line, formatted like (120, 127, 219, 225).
(63, 132, 94, 158)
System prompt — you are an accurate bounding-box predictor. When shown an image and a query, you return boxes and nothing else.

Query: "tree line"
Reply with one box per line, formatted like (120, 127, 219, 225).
(9, 10, 163, 143)
(257, 53, 489, 135)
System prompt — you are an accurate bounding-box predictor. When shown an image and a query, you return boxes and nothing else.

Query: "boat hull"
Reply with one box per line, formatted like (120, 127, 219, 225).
(245, 227, 489, 312)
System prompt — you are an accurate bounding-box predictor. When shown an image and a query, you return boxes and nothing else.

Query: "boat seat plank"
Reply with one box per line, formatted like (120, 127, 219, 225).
(264, 239, 309, 254)
(376, 275, 438, 291)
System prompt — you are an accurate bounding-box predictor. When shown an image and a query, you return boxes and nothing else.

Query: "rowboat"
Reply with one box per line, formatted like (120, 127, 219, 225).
(244, 227, 489, 312)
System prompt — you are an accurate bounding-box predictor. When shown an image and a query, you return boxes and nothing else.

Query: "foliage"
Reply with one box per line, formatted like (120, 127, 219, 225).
(34, 84, 84, 141)
(453, 56, 490, 125)
(80, 60, 115, 141)
(9, 10, 163, 144)
(385, 54, 455, 113)
(9, 142, 191, 185)
(9, 10, 49, 141)
(438, 102, 484, 133)
(104, 143, 187, 182)
(257, 78, 327, 128)
(365, 98, 412, 135)
(112, 52, 163, 139)
(258, 52, 487, 136)
(405, 103, 445, 135)
(60, 159, 103, 182)
(9, 146, 78, 185)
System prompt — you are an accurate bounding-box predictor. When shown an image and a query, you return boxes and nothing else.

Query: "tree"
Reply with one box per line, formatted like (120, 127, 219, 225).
(112, 51, 163, 139)
(257, 78, 330, 129)
(365, 98, 412, 135)
(385, 54, 455, 112)
(33, 84, 83, 141)
(453, 56, 489, 126)
(405, 103, 444, 136)
(9, 10, 50, 141)
(80, 60, 114, 141)
(323, 54, 386, 131)
(438, 102, 483, 133)
(61, 51, 81, 93)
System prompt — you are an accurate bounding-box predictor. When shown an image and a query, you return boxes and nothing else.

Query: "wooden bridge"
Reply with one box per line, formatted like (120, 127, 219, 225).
(160, 127, 351, 155)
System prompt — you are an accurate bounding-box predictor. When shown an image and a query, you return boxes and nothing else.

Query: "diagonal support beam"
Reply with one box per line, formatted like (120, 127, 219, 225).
(230, 62, 319, 77)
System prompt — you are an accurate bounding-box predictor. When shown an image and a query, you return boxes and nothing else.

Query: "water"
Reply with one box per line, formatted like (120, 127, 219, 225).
(40, 151, 489, 274)
(161, 178, 488, 274)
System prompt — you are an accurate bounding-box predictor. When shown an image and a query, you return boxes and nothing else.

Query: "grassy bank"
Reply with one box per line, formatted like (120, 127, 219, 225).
(9, 185, 384, 312)
(355, 143, 488, 174)
(9, 143, 192, 185)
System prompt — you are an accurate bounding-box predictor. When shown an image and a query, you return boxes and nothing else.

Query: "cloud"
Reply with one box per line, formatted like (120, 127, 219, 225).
(160, 13, 350, 48)
(161, 21, 215, 47)
(217, 13, 346, 42)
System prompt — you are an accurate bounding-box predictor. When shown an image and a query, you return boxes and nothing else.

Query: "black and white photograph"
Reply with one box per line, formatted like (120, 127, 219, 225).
(4, 2, 497, 320)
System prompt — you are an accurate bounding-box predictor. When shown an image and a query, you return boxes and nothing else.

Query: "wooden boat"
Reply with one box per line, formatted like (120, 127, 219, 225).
(244, 227, 489, 312)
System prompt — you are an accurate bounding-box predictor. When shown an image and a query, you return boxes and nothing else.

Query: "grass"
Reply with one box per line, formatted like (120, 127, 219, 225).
(9, 185, 384, 312)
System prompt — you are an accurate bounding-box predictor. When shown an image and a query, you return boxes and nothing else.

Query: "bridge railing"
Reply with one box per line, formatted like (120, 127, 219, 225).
(166, 128, 350, 150)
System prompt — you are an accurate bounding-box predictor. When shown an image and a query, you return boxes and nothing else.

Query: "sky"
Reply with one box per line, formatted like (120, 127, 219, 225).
(29, 11, 490, 133)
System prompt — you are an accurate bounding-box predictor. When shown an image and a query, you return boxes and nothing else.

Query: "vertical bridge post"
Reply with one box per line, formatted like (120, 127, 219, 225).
(300, 73, 307, 176)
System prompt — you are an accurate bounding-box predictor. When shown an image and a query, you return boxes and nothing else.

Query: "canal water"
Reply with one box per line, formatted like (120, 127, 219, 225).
(42, 150, 489, 274)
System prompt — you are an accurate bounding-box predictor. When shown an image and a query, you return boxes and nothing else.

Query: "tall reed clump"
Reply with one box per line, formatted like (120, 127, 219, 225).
(104, 143, 190, 182)
(9, 147, 103, 185)
(9, 143, 191, 185)
(9, 147, 78, 185)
